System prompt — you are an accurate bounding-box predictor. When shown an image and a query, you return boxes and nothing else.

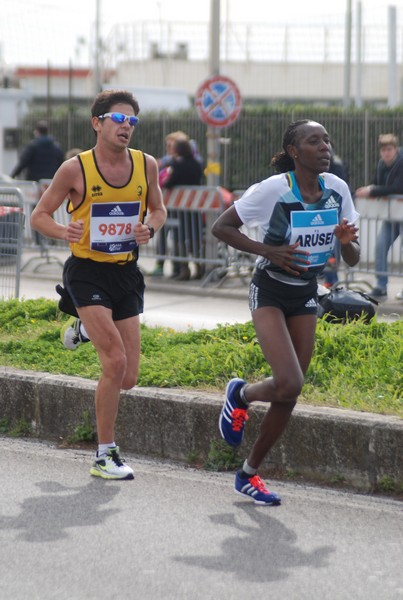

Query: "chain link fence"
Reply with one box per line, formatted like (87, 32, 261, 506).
(13, 108, 403, 193)
(0, 187, 25, 299)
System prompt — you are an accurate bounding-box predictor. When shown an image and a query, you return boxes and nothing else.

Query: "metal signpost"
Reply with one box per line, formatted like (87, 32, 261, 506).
(195, 74, 242, 186)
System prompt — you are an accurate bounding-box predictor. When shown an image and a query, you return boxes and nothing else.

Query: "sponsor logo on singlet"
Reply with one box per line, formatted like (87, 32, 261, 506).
(323, 195, 339, 209)
(91, 185, 103, 197)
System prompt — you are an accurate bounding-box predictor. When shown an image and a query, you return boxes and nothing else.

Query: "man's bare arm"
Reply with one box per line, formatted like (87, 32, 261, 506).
(31, 159, 83, 242)
(134, 154, 167, 245)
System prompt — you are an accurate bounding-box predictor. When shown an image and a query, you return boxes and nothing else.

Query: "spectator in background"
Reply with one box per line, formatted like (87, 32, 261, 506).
(322, 147, 350, 287)
(163, 139, 203, 189)
(151, 131, 190, 277)
(152, 132, 203, 279)
(355, 133, 403, 299)
(157, 130, 190, 188)
(10, 120, 64, 181)
(329, 148, 349, 183)
(65, 147, 83, 160)
(162, 138, 203, 280)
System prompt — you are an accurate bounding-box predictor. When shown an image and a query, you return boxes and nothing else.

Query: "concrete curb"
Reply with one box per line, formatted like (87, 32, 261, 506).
(1, 367, 402, 491)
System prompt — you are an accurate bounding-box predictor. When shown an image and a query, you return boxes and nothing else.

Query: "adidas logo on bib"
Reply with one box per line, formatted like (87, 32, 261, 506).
(109, 205, 125, 216)
(310, 214, 324, 226)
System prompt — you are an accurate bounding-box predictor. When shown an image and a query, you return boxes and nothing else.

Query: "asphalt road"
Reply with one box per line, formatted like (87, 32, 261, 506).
(1, 437, 402, 600)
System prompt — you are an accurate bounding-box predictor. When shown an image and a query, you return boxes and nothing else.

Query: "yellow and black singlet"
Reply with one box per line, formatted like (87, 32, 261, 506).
(68, 149, 148, 263)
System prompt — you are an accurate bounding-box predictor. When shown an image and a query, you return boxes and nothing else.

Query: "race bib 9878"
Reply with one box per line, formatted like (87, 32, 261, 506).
(90, 202, 141, 254)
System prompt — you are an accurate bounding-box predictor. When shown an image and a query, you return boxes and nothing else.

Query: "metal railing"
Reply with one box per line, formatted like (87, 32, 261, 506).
(340, 195, 403, 289)
(0, 188, 25, 299)
(3, 180, 402, 290)
(141, 186, 230, 285)
(0, 180, 69, 273)
(228, 192, 403, 290)
(15, 110, 403, 194)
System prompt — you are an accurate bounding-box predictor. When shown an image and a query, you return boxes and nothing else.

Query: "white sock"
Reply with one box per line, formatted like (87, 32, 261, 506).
(242, 460, 257, 476)
(239, 385, 249, 407)
(97, 442, 116, 457)
(79, 322, 89, 340)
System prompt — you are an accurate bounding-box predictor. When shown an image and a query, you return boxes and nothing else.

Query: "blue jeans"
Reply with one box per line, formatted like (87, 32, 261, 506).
(375, 220, 402, 289)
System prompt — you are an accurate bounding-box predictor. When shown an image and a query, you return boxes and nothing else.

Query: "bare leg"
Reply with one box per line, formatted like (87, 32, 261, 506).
(77, 307, 141, 444)
(245, 306, 317, 469)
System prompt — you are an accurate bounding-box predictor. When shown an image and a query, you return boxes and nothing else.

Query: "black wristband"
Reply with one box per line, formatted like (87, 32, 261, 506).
(147, 225, 155, 239)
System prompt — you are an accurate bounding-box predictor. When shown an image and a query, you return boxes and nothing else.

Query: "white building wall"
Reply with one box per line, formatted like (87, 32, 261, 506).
(17, 72, 94, 100)
(0, 89, 30, 176)
(111, 59, 401, 104)
(9, 59, 403, 109)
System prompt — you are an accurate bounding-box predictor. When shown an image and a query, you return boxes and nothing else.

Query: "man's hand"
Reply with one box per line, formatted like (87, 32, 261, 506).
(134, 222, 153, 245)
(354, 185, 372, 198)
(65, 219, 84, 243)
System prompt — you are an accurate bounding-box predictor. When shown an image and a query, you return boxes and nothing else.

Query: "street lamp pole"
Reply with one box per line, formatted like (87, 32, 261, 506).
(343, 0, 352, 109)
(94, 0, 102, 94)
(207, 0, 221, 187)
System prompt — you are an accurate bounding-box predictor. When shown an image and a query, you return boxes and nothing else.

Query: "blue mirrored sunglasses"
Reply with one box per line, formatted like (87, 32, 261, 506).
(98, 112, 139, 126)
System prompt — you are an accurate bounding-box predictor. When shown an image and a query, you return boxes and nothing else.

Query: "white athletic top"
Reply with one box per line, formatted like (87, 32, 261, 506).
(234, 171, 359, 284)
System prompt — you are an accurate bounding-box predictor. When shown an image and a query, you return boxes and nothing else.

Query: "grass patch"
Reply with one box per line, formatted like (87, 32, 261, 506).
(204, 440, 242, 471)
(0, 298, 402, 417)
(67, 410, 97, 444)
(9, 417, 31, 438)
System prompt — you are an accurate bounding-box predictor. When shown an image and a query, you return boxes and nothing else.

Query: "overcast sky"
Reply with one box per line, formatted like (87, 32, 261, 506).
(0, 0, 400, 68)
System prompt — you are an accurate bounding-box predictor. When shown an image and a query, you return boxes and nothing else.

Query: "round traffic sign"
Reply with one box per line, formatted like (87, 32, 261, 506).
(195, 75, 242, 128)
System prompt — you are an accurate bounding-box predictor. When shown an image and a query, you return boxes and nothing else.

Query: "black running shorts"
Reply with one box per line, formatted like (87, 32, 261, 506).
(63, 255, 145, 321)
(249, 270, 318, 317)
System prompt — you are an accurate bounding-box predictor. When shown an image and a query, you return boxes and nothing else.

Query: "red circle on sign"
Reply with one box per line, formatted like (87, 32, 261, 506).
(195, 75, 242, 128)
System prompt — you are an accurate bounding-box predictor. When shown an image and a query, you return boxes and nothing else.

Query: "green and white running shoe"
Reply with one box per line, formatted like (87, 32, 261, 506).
(60, 316, 89, 350)
(90, 447, 134, 480)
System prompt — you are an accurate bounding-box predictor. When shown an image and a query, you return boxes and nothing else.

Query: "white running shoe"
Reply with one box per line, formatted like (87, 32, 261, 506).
(396, 290, 403, 300)
(89, 447, 134, 480)
(60, 316, 89, 350)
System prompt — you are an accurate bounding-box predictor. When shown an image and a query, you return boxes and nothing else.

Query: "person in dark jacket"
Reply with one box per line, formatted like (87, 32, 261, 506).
(322, 147, 350, 287)
(163, 139, 203, 189)
(162, 139, 203, 280)
(355, 133, 403, 298)
(11, 120, 64, 181)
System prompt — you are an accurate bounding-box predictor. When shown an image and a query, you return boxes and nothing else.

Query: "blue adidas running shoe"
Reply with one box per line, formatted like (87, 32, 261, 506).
(219, 378, 248, 447)
(235, 471, 281, 505)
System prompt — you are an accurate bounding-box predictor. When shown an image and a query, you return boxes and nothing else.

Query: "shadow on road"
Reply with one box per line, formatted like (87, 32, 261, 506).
(0, 479, 121, 542)
(174, 501, 334, 582)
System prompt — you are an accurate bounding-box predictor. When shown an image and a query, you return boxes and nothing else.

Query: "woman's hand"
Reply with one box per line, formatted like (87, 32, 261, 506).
(334, 218, 359, 245)
(263, 242, 311, 277)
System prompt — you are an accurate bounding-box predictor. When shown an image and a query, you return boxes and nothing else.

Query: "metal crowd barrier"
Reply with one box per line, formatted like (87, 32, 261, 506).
(140, 186, 259, 287)
(212, 190, 403, 290)
(0, 188, 25, 299)
(0, 179, 69, 272)
(0, 180, 39, 248)
(142, 186, 230, 284)
(6, 180, 399, 291)
(339, 195, 403, 289)
(203, 188, 259, 287)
